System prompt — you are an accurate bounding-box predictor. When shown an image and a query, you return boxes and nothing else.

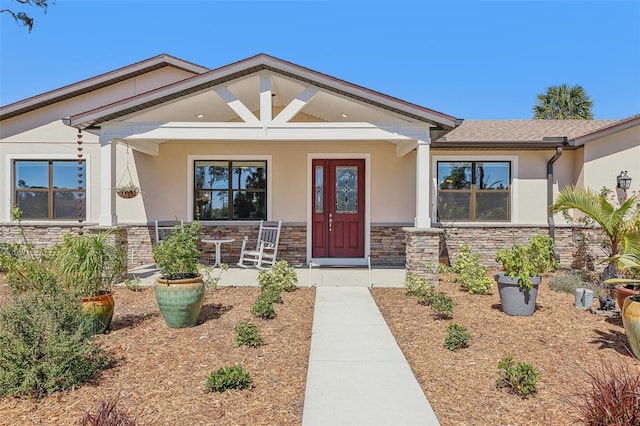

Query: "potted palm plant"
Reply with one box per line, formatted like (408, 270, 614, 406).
(54, 230, 126, 333)
(495, 234, 558, 316)
(604, 253, 640, 359)
(152, 221, 205, 328)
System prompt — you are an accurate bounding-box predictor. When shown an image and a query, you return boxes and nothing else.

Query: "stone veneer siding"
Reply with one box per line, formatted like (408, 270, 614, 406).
(404, 227, 442, 284)
(440, 225, 607, 270)
(1, 223, 606, 274)
(370, 224, 407, 266)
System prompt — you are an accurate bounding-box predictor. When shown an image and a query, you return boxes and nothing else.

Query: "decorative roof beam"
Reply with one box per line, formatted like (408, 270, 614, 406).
(260, 74, 272, 123)
(213, 86, 259, 123)
(273, 86, 319, 123)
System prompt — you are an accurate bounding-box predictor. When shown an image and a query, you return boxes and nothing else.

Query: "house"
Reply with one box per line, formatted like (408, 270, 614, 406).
(1, 54, 638, 276)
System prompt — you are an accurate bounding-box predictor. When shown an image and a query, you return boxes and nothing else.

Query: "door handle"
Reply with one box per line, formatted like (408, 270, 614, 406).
(328, 213, 332, 232)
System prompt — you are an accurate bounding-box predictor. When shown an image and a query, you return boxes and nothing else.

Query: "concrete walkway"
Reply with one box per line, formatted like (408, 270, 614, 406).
(127, 265, 440, 425)
(302, 286, 440, 426)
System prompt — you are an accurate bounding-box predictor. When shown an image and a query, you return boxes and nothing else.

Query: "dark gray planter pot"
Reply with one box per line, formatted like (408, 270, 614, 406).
(495, 273, 540, 316)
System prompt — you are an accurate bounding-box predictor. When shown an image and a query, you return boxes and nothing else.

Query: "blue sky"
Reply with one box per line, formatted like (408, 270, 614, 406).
(1, 0, 639, 119)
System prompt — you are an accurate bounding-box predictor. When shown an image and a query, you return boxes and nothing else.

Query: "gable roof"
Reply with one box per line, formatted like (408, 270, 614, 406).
(432, 119, 626, 149)
(64, 53, 460, 131)
(0, 54, 210, 121)
(570, 114, 640, 146)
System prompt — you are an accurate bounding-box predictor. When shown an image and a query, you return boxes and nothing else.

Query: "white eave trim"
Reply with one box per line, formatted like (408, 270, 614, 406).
(2, 56, 208, 117)
(66, 56, 458, 130)
(102, 122, 430, 148)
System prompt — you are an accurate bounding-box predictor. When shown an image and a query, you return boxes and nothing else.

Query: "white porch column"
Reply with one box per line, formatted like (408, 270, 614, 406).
(99, 137, 118, 226)
(414, 137, 431, 228)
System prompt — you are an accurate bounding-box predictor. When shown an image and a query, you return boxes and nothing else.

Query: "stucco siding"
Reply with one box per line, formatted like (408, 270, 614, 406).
(0, 68, 196, 139)
(122, 140, 416, 224)
(583, 127, 640, 195)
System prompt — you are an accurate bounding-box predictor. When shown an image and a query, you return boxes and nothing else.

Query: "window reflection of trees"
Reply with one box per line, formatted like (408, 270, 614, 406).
(194, 161, 266, 220)
(437, 161, 510, 221)
(14, 160, 85, 220)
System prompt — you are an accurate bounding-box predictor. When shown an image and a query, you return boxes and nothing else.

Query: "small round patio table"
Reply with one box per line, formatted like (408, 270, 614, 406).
(201, 238, 235, 268)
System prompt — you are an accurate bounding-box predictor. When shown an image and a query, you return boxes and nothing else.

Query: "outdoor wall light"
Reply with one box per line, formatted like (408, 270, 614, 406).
(617, 170, 632, 190)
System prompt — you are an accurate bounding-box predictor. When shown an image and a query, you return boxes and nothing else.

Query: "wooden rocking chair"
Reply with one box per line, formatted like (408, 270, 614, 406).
(237, 220, 282, 269)
(154, 219, 183, 245)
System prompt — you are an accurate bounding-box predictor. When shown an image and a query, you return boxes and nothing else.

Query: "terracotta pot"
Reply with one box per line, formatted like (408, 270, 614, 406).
(614, 284, 640, 310)
(155, 274, 205, 328)
(621, 294, 640, 359)
(495, 273, 540, 316)
(82, 290, 115, 334)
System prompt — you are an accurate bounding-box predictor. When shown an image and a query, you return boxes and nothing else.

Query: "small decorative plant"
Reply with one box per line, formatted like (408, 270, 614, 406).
(234, 321, 264, 347)
(404, 273, 454, 319)
(257, 260, 298, 292)
(496, 356, 539, 398)
(79, 398, 136, 426)
(444, 323, 471, 351)
(452, 244, 494, 295)
(204, 365, 252, 392)
(152, 222, 202, 280)
(604, 253, 640, 290)
(251, 292, 277, 319)
(124, 277, 142, 292)
(575, 361, 640, 425)
(495, 234, 558, 290)
(404, 273, 429, 297)
(115, 182, 140, 199)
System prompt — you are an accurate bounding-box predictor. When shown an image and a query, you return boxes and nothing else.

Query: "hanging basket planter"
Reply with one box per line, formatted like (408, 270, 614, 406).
(115, 142, 140, 199)
(116, 187, 140, 199)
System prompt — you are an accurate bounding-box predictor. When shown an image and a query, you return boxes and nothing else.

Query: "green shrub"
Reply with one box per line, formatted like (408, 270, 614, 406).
(496, 234, 558, 290)
(496, 356, 539, 398)
(452, 244, 494, 295)
(234, 321, 264, 347)
(444, 323, 471, 351)
(429, 292, 455, 319)
(404, 273, 429, 297)
(0, 291, 110, 398)
(576, 362, 640, 425)
(262, 285, 283, 304)
(152, 221, 201, 280)
(204, 365, 252, 392)
(124, 277, 142, 292)
(257, 260, 298, 292)
(415, 284, 436, 305)
(79, 399, 136, 426)
(251, 292, 276, 319)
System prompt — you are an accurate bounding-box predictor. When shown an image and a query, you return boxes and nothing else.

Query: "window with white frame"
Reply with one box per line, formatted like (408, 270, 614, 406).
(13, 160, 86, 220)
(193, 160, 267, 220)
(437, 161, 511, 221)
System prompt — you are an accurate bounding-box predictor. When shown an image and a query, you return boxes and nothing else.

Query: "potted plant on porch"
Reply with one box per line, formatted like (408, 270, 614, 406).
(495, 234, 558, 316)
(54, 230, 126, 333)
(604, 253, 640, 359)
(152, 221, 205, 328)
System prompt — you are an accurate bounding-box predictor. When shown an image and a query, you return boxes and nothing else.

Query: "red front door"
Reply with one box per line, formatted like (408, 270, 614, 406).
(312, 159, 365, 258)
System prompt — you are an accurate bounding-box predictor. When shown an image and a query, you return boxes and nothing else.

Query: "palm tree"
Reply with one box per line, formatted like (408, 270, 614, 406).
(549, 186, 640, 276)
(533, 84, 594, 119)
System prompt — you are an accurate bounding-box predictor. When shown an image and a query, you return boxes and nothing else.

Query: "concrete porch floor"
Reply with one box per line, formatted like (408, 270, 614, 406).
(127, 264, 407, 288)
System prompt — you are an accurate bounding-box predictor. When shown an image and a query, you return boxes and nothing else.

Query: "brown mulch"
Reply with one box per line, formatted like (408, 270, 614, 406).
(0, 284, 316, 426)
(371, 272, 640, 426)
(1, 272, 639, 425)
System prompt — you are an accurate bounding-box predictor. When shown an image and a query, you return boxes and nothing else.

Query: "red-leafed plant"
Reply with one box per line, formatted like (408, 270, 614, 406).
(575, 362, 640, 425)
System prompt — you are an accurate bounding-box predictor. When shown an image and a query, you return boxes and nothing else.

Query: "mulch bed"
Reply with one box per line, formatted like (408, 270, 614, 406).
(371, 271, 640, 426)
(0, 285, 316, 425)
(1, 272, 639, 425)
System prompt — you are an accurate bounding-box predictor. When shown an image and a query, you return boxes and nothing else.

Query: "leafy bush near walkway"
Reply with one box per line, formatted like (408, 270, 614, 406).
(0, 291, 110, 398)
